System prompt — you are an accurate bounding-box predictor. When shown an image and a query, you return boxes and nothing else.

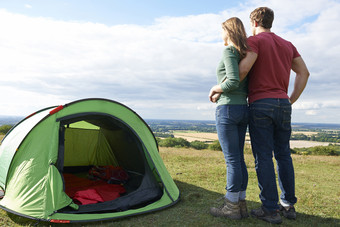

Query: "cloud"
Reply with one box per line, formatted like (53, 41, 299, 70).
(293, 100, 340, 110)
(0, 8, 222, 118)
(306, 110, 317, 116)
(0, 0, 340, 123)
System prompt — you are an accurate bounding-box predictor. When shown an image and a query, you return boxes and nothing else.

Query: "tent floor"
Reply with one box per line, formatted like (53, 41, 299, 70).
(58, 165, 163, 214)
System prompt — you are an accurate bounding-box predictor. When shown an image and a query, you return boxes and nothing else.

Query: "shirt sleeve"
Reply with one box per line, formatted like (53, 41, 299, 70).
(247, 36, 259, 54)
(291, 43, 301, 58)
(220, 47, 240, 93)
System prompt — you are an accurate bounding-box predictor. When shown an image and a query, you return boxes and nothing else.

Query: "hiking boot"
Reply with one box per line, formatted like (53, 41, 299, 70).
(279, 204, 296, 220)
(251, 206, 282, 224)
(239, 200, 249, 218)
(210, 198, 241, 220)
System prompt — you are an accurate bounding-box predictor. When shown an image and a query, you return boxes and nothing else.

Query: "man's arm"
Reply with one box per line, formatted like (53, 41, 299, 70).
(289, 56, 310, 104)
(239, 51, 258, 81)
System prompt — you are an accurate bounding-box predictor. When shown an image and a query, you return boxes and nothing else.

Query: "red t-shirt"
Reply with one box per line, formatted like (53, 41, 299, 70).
(247, 32, 300, 103)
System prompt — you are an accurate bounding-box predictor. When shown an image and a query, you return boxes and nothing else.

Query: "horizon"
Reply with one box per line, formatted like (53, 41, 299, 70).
(1, 115, 340, 126)
(0, 0, 340, 124)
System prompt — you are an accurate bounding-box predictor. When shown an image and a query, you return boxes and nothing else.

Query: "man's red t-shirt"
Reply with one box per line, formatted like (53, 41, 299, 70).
(247, 32, 300, 103)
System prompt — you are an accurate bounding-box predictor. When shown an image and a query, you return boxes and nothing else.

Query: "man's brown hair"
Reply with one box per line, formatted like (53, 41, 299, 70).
(250, 7, 274, 29)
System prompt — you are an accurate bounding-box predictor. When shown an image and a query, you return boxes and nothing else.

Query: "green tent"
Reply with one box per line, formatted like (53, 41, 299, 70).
(0, 98, 179, 223)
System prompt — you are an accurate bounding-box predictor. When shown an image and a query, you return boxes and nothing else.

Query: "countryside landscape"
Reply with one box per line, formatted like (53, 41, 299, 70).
(0, 117, 339, 226)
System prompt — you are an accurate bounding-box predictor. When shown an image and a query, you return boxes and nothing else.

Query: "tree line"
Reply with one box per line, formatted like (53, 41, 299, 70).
(291, 144, 340, 156)
(0, 125, 12, 135)
(155, 136, 339, 156)
(156, 137, 222, 151)
(291, 132, 340, 143)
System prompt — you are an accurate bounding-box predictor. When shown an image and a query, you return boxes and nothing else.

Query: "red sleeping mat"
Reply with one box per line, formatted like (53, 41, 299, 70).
(63, 173, 126, 205)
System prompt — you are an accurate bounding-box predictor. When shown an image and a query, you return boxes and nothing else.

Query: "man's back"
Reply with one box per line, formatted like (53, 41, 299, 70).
(247, 32, 300, 103)
(239, 7, 310, 224)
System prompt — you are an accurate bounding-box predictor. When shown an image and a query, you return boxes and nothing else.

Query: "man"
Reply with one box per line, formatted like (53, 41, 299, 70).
(239, 7, 310, 224)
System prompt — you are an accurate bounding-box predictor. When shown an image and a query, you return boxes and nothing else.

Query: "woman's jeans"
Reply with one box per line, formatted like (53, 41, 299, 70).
(215, 105, 248, 198)
(249, 98, 297, 211)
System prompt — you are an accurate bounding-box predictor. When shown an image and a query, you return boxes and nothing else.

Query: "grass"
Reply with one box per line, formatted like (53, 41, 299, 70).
(0, 146, 340, 226)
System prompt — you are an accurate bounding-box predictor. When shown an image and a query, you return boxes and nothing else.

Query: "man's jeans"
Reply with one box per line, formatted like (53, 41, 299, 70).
(216, 105, 248, 194)
(249, 98, 297, 211)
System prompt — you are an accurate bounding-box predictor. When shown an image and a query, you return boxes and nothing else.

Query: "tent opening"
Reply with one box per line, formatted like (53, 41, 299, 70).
(56, 113, 163, 214)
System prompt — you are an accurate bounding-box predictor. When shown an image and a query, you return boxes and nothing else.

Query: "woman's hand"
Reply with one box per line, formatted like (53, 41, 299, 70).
(209, 85, 223, 103)
(210, 93, 221, 103)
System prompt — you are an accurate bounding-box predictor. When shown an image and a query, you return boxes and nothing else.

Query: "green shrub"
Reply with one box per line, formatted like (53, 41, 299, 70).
(158, 137, 190, 148)
(208, 140, 222, 151)
(292, 145, 340, 156)
(190, 140, 208, 150)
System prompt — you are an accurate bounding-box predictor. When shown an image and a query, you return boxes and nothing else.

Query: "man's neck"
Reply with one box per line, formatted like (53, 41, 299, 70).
(255, 27, 271, 35)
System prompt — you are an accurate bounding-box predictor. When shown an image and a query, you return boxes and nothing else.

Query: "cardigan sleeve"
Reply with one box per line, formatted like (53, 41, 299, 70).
(220, 47, 240, 93)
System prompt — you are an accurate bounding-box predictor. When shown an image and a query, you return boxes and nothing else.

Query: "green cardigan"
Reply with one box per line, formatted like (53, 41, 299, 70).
(216, 45, 248, 106)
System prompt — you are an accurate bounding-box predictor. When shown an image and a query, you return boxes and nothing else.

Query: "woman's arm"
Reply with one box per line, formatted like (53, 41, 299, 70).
(220, 48, 241, 92)
(209, 47, 241, 103)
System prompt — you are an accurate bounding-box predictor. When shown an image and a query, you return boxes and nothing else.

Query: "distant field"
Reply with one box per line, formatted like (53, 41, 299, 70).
(172, 131, 218, 143)
(292, 131, 319, 136)
(289, 140, 334, 148)
(0, 131, 337, 148)
(172, 130, 336, 148)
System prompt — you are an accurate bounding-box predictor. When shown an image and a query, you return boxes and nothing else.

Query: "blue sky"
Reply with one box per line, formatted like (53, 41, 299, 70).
(1, 0, 340, 123)
(1, 0, 243, 25)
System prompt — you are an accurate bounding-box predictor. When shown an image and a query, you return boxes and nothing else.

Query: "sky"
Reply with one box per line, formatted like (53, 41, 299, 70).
(0, 0, 340, 123)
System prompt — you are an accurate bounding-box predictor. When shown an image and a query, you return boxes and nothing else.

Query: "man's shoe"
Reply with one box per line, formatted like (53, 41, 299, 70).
(239, 200, 249, 218)
(279, 204, 296, 220)
(251, 206, 282, 224)
(210, 198, 241, 220)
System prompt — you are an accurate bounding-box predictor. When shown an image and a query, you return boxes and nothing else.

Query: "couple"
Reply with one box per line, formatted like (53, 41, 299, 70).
(208, 7, 309, 224)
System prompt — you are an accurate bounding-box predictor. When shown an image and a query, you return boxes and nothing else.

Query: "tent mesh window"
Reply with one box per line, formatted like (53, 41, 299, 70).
(56, 114, 163, 214)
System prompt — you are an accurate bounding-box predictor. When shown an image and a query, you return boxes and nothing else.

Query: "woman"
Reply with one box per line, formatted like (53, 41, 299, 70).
(208, 17, 249, 220)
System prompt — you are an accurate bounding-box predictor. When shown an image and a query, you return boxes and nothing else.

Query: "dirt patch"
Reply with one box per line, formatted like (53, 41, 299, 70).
(289, 140, 334, 148)
(173, 131, 218, 142)
(292, 131, 319, 136)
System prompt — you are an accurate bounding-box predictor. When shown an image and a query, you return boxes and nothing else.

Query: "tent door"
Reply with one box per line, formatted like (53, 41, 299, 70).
(56, 113, 163, 214)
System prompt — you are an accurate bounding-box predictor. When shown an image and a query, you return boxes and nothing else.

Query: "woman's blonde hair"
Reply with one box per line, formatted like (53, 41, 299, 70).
(222, 17, 249, 59)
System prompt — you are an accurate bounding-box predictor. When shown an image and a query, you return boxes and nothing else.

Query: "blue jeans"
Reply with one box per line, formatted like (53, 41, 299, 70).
(249, 98, 297, 211)
(215, 105, 248, 195)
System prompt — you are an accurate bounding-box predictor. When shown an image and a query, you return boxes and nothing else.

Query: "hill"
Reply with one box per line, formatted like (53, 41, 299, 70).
(147, 119, 340, 133)
(1, 147, 339, 226)
(1, 116, 340, 132)
(0, 116, 22, 126)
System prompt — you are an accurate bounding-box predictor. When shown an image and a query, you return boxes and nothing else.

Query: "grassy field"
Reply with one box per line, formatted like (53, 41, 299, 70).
(0, 146, 339, 226)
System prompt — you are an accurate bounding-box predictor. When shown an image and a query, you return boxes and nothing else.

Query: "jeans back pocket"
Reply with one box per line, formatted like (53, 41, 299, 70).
(250, 106, 274, 127)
